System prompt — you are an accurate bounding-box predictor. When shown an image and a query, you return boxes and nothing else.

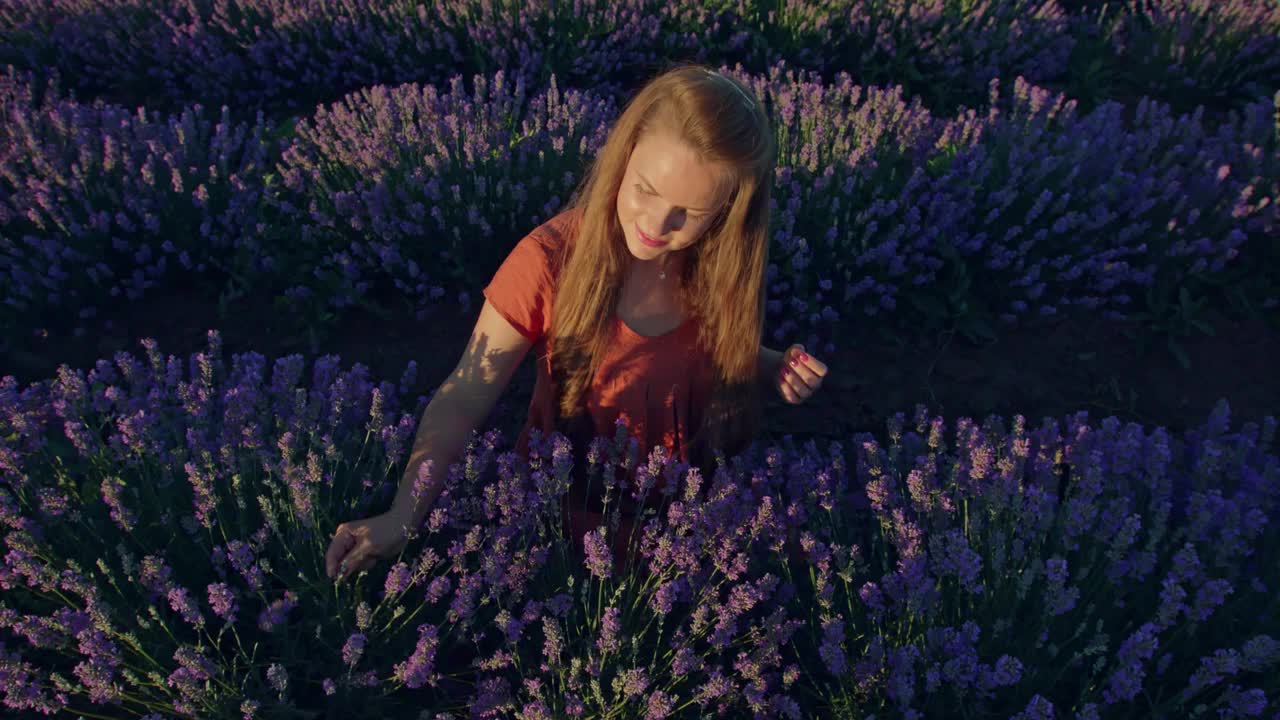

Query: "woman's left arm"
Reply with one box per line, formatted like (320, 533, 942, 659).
(758, 344, 828, 404)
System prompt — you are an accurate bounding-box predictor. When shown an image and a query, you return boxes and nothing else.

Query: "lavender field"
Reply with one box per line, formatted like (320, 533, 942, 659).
(1, 1, 1279, 719)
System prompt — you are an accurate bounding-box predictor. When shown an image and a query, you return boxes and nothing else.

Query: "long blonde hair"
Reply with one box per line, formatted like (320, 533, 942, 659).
(546, 62, 775, 479)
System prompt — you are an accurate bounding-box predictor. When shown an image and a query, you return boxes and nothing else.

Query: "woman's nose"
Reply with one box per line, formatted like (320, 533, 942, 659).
(647, 209, 687, 235)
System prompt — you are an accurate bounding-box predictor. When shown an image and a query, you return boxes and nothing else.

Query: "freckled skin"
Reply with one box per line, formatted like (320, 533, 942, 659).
(615, 130, 730, 284)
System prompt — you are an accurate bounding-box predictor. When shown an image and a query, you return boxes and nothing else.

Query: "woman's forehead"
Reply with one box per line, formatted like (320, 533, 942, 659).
(630, 132, 732, 207)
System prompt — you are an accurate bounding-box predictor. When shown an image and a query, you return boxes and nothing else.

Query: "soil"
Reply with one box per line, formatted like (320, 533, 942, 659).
(4, 278, 1276, 453)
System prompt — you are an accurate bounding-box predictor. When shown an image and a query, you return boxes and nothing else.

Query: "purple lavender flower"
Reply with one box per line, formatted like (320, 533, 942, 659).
(1222, 685, 1267, 716)
(649, 577, 685, 615)
(257, 591, 299, 633)
(165, 586, 205, 629)
(1191, 579, 1234, 622)
(383, 561, 413, 596)
(819, 617, 848, 676)
(342, 633, 367, 667)
(266, 663, 288, 696)
(424, 575, 452, 604)
(614, 667, 649, 700)
(985, 654, 1024, 688)
(597, 606, 622, 654)
(98, 477, 137, 533)
(1012, 694, 1055, 720)
(1104, 622, 1160, 704)
(393, 623, 440, 689)
(583, 526, 613, 580)
(167, 646, 218, 713)
(645, 689, 675, 719)
(1043, 556, 1079, 616)
(932, 528, 984, 595)
(672, 645, 703, 675)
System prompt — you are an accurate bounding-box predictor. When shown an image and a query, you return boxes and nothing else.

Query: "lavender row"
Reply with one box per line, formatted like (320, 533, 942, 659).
(0, 65, 277, 352)
(1101, 0, 1280, 116)
(268, 65, 1278, 356)
(0, 65, 615, 354)
(0, 0, 712, 122)
(775, 395, 1279, 717)
(3, 1, 1275, 126)
(264, 70, 617, 328)
(709, 0, 1076, 113)
(0, 334, 1276, 717)
(742, 66, 1279, 351)
(4, 0, 1078, 123)
(3, 63, 1276, 356)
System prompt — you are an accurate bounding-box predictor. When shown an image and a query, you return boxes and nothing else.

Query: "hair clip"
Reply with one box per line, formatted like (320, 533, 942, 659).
(703, 68, 756, 110)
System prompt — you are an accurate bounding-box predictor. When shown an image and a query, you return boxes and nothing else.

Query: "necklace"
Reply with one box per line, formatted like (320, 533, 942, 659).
(659, 255, 672, 281)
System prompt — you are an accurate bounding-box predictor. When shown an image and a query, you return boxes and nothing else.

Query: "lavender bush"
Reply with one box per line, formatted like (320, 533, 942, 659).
(725, 65, 1278, 354)
(1107, 0, 1280, 115)
(0, 0, 714, 123)
(0, 332, 809, 717)
(0, 331, 499, 717)
(460, 424, 810, 718)
(0, 65, 276, 356)
(773, 400, 1279, 717)
(921, 76, 1278, 333)
(1, 336, 1275, 717)
(3, 0, 1275, 130)
(262, 70, 615, 339)
(425, 0, 716, 102)
(0, 0, 463, 122)
(730, 62, 955, 355)
(696, 0, 1077, 114)
(1, 0, 1073, 123)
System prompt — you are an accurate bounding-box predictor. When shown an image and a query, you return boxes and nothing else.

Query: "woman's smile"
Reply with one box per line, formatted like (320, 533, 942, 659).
(637, 225, 668, 247)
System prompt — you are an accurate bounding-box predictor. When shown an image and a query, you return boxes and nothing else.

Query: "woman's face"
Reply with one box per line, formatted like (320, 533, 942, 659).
(616, 130, 731, 265)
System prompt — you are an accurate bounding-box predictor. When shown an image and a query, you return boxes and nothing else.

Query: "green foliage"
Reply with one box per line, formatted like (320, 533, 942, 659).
(1061, 5, 1122, 115)
(1122, 280, 1216, 371)
(907, 243, 999, 346)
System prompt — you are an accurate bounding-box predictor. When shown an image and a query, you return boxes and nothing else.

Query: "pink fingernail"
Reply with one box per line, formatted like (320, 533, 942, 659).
(799, 353, 808, 361)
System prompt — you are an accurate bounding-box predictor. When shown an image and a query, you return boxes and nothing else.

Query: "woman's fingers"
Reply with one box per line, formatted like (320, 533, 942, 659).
(784, 346, 826, 389)
(326, 525, 355, 579)
(779, 363, 809, 404)
(337, 539, 370, 582)
(780, 347, 826, 404)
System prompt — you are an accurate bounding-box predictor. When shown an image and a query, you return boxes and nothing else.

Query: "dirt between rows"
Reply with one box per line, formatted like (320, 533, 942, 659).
(6, 279, 1276, 455)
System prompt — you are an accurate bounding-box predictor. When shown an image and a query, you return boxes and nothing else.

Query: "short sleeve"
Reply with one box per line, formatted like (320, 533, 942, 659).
(482, 230, 554, 345)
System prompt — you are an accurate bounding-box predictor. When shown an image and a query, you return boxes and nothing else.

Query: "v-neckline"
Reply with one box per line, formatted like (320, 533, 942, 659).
(615, 311, 694, 339)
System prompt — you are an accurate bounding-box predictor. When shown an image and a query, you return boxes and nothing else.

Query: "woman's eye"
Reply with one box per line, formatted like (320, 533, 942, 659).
(635, 183, 704, 219)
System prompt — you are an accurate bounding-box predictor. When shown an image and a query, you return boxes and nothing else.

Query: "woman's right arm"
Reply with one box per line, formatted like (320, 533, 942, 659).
(386, 299, 536, 528)
(326, 299, 537, 581)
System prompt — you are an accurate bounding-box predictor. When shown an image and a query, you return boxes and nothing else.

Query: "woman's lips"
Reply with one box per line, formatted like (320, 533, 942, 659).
(637, 225, 668, 247)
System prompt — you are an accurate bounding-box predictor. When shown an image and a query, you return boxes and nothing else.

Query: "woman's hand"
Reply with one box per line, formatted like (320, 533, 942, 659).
(325, 510, 414, 584)
(777, 344, 828, 405)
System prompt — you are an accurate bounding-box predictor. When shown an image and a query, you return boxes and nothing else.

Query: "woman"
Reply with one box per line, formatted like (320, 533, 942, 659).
(326, 63, 829, 582)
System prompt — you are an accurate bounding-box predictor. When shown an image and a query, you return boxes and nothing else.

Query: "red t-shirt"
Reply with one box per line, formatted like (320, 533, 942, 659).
(482, 206, 717, 561)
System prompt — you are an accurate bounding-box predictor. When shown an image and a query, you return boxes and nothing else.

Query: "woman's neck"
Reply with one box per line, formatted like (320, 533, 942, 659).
(628, 250, 683, 284)
(622, 255, 684, 308)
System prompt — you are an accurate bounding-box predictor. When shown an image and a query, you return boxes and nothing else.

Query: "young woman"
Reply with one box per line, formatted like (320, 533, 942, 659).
(326, 63, 829, 582)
